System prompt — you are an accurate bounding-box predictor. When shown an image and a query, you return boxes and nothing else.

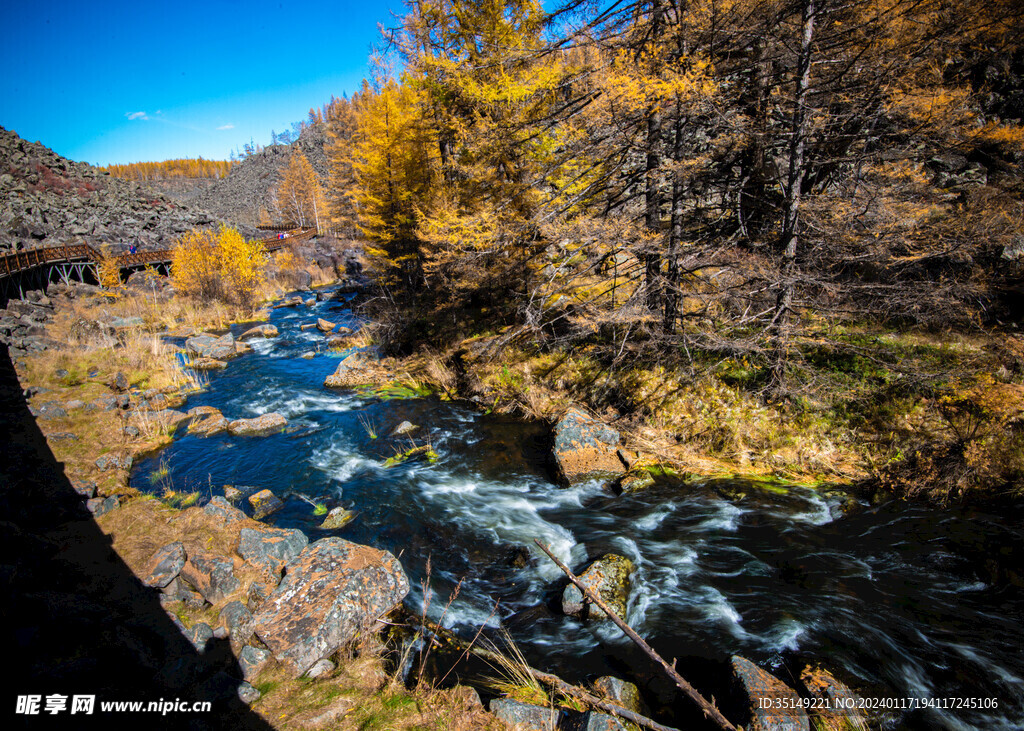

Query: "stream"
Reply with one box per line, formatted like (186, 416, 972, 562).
(133, 286, 1024, 730)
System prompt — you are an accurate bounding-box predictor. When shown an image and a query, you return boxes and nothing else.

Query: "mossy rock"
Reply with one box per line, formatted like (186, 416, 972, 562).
(562, 553, 634, 620)
(383, 444, 439, 468)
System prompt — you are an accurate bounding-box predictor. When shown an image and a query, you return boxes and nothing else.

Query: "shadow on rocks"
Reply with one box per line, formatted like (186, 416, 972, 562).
(0, 341, 272, 730)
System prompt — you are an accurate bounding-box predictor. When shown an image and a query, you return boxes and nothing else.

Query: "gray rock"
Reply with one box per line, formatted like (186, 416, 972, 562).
(319, 506, 356, 530)
(304, 658, 335, 679)
(185, 622, 213, 653)
(179, 548, 240, 604)
(489, 698, 561, 731)
(218, 600, 255, 646)
(238, 324, 279, 340)
(1002, 235, 1024, 262)
(562, 554, 634, 620)
(247, 489, 285, 520)
(204, 495, 246, 524)
(237, 681, 261, 705)
(390, 420, 419, 437)
(592, 676, 641, 714)
(36, 401, 67, 420)
(731, 656, 810, 731)
(323, 352, 377, 388)
(228, 413, 287, 436)
(579, 711, 630, 730)
(111, 371, 129, 392)
(237, 526, 308, 576)
(143, 542, 186, 588)
(252, 537, 410, 676)
(85, 496, 120, 517)
(798, 666, 870, 731)
(189, 413, 229, 436)
(95, 452, 132, 471)
(552, 407, 625, 485)
(238, 645, 271, 682)
(188, 357, 227, 371)
(70, 479, 96, 498)
(186, 332, 240, 360)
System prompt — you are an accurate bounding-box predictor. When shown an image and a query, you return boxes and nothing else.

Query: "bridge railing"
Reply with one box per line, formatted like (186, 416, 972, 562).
(0, 228, 317, 280)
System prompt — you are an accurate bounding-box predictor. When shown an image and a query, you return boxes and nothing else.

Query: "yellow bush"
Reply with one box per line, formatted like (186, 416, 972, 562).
(97, 244, 124, 293)
(171, 226, 268, 310)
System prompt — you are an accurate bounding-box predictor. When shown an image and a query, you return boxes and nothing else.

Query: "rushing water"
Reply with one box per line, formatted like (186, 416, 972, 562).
(133, 287, 1024, 730)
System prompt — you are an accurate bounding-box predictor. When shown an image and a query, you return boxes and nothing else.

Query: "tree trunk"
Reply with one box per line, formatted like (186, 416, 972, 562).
(642, 0, 665, 313)
(664, 99, 684, 334)
(771, 0, 816, 396)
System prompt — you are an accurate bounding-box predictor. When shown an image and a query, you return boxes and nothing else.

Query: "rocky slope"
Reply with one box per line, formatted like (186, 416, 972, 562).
(0, 127, 247, 253)
(189, 125, 328, 228)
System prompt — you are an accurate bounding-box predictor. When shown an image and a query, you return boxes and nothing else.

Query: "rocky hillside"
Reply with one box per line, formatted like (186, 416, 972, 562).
(190, 125, 328, 228)
(0, 127, 246, 253)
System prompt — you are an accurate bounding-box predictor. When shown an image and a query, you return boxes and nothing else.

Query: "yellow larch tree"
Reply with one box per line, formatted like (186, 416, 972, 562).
(275, 152, 327, 232)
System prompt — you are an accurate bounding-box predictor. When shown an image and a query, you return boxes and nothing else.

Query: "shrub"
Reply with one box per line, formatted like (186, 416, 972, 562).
(96, 244, 124, 292)
(171, 226, 268, 310)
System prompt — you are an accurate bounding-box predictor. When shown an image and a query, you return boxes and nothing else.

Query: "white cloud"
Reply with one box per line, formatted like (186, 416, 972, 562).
(125, 111, 149, 121)
(217, 124, 234, 130)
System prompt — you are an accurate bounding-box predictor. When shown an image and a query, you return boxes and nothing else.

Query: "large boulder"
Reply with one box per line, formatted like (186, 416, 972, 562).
(203, 495, 247, 524)
(186, 332, 241, 360)
(489, 698, 562, 731)
(228, 413, 287, 436)
(179, 548, 241, 605)
(237, 324, 279, 340)
(323, 352, 381, 388)
(561, 554, 634, 620)
(552, 408, 625, 485)
(237, 526, 308, 576)
(189, 412, 229, 437)
(316, 318, 336, 333)
(798, 666, 870, 731)
(143, 542, 186, 588)
(252, 537, 409, 676)
(593, 676, 642, 714)
(731, 656, 810, 731)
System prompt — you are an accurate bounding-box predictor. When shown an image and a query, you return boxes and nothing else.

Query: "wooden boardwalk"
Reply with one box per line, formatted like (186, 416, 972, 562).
(0, 227, 317, 300)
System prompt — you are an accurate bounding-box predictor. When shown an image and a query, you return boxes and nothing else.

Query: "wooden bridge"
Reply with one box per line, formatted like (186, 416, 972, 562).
(0, 227, 317, 302)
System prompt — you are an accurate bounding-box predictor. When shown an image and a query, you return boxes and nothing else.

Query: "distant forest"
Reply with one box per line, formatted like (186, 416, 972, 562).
(103, 158, 238, 181)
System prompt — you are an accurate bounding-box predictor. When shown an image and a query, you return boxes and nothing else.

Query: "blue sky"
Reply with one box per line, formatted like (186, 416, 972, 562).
(0, 0, 405, 165)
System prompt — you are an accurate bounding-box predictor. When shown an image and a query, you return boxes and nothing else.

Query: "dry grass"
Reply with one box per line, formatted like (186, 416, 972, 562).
(99, 498, 504, 731)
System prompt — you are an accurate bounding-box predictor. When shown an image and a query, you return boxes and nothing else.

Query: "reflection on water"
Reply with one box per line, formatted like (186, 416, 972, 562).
(135, 287, 1024, 730)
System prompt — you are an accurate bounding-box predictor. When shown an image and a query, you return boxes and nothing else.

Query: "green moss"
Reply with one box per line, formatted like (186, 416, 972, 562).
(254, 680, 280, 697)
(383, 444, 440, 468)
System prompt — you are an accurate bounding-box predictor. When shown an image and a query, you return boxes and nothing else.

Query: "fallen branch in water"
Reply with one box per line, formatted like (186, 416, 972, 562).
(405, 614, 683, 731)
(534, 539, 738, 731)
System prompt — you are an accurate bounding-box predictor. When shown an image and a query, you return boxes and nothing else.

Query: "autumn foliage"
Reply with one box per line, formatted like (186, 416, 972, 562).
(272, 152, 326, 232)
(96, 244, 124, 294)
(171, 226, 267, 311)
(103, 158, 237, 181)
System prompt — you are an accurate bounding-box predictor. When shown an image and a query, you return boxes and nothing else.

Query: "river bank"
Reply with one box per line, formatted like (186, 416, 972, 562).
(9, 276, 1024, 729)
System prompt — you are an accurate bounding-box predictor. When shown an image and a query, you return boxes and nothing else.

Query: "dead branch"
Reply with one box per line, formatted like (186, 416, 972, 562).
(534, 540, 738, 731)
(406, 614, 684, 731)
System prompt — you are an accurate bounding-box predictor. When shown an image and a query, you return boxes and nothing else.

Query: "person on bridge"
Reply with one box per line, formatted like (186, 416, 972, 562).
(128, 244, 137, 255)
